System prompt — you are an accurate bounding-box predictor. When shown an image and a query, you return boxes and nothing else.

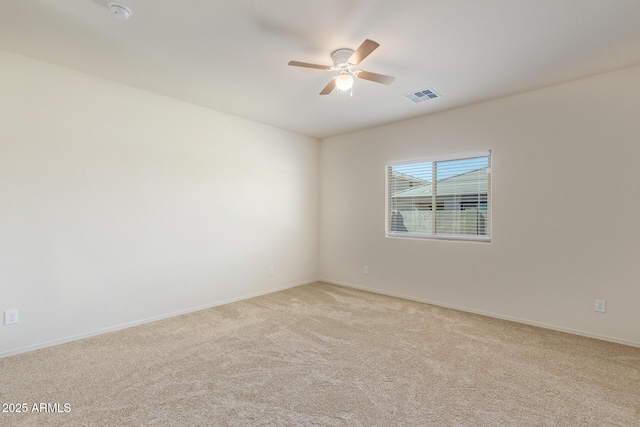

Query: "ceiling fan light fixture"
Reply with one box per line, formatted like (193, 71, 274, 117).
(335, 74, 354, 91)
(288, 39, 394, 96)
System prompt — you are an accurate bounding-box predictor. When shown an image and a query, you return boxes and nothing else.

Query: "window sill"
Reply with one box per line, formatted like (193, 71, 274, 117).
(386, 232, 491, 243)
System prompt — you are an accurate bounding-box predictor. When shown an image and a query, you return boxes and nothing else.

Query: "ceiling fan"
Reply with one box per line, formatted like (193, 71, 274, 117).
(288, 39, 395, 95)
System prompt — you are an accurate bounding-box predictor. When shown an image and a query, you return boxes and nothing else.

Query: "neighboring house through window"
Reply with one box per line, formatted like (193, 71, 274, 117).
(387, 152, 491, 241)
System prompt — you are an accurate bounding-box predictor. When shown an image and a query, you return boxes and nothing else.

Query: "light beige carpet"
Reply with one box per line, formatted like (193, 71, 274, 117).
(1, 282, 639, 426)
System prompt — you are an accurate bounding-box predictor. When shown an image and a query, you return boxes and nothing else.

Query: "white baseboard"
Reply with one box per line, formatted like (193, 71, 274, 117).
(319, 278, 640, 349)
(0, 279, 318, 359)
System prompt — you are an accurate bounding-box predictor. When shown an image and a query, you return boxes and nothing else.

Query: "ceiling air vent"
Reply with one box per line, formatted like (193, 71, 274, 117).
(404, 88, 440, 104)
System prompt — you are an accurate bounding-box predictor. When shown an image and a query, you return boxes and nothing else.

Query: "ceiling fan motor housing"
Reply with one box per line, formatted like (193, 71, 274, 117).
(331, 48, 355, 69)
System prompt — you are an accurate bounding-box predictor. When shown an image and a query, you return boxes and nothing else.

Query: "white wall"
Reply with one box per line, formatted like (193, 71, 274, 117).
(0, 50, 319, 357)
(320, 65, 640, 347)
(3, 48, 638, 357)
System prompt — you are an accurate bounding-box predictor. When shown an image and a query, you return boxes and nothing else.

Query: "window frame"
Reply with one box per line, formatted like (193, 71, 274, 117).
(386, 151, 492, 242)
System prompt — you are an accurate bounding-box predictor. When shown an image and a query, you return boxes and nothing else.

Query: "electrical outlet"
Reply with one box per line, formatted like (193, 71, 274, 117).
(363, 265, 369, 274)
(269, 266, 274, 276)
(4, 309, 19, 325)
(595, 299, 606, 313)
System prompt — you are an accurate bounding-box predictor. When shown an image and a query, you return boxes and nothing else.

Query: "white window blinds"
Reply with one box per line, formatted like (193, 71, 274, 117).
(387, 152, 491, 241)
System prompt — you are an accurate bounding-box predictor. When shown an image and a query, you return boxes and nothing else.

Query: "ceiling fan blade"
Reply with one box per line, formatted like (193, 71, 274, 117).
(348, 39, 380, 65)
(320, 79, 336, 95)
(356, 70, 395, 85)
(288, 60, 332, 70)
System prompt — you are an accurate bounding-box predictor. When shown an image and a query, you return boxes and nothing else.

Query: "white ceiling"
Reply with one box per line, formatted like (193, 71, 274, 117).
(2, 0, 640, 139)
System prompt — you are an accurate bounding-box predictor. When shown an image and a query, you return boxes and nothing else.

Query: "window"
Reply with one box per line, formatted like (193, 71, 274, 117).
(387, 151, 491, 241)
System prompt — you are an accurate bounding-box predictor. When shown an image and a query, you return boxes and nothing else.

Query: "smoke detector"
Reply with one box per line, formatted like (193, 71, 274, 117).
(108, 2, 132, 20)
